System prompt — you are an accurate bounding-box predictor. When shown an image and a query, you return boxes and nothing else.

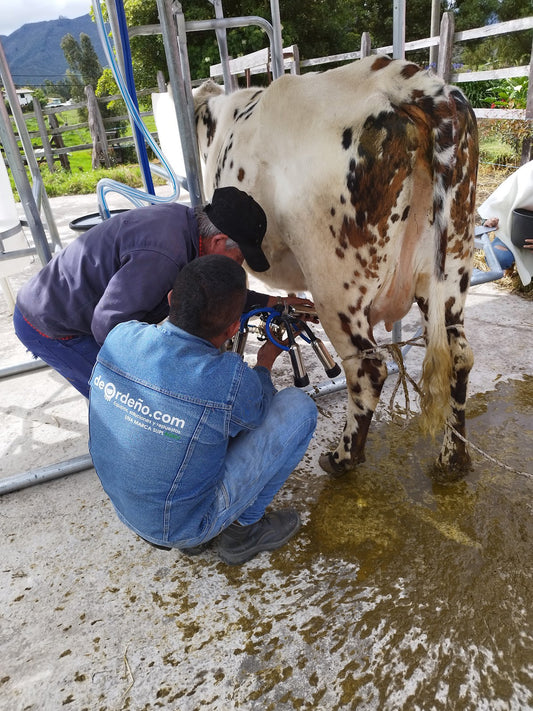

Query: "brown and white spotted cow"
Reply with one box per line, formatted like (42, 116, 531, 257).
(194, 55, 478, 479)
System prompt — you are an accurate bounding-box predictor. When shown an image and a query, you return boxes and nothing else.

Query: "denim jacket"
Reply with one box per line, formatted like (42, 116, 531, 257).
(88, 319, 276, 545)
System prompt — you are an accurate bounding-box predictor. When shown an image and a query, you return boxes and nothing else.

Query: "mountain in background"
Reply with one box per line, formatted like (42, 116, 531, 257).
(0, 14, 108, 88)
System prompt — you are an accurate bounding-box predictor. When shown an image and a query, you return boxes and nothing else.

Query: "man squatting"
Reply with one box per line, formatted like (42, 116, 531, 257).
(14, 187, 318, 564)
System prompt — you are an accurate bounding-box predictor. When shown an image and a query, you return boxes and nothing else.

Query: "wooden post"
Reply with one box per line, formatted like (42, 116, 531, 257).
(157, 70, 167, 93)
(289, 45, 300, 75)
(32, 98, 55, 172)
(437, 11, 454, 82)
(521, 36, 533, 164)
(85, 85, 111, 169)
(360, 32, 372, 58)
(48, 113, 70, 171)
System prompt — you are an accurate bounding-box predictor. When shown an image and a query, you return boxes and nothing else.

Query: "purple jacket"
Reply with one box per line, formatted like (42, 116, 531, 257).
(16, 203, 268, 345)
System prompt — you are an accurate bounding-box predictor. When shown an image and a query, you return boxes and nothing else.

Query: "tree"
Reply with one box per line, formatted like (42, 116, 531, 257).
(61, 32, 104, 101)
(43, 78, 71, 102)
(96, 0, 530, 89)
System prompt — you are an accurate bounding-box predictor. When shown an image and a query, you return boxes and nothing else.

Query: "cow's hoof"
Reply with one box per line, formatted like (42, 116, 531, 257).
(318, 452, 349, 477)
(432, 450, 473, 483)
(429, 460, 472, 484)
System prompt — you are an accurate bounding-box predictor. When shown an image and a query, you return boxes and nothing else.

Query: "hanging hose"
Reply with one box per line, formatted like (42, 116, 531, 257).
(92, 0, 180, 218)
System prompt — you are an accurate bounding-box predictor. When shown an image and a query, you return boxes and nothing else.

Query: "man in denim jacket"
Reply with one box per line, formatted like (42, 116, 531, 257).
(88, 255, 318, 565)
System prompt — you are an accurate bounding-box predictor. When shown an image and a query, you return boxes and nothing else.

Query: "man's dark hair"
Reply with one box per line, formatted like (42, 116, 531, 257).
(168, 255, 247, 340)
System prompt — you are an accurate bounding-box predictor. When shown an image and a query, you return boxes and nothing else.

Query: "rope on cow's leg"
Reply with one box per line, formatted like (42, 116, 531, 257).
(448, 424, 532, 480)
(386, 342, 423, 420)
(343, 335, 425, 423)
(351, 336, 530, 481)
(358, 337, 424, 421)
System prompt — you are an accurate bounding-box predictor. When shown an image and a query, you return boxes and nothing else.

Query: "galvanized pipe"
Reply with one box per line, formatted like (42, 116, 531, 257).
(210, 0, 234, 91)
(0, 454, 94, 496)
(0, 42, 54, 265)
(156, 0, 204, 206)
(0, 40, 61, 255)
(0, 359, 48, 379)
(269, 0, 284, 79)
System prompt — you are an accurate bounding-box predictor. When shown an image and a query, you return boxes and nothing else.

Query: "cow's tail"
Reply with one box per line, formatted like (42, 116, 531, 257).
(419, 284, 453, 436)
(418, 87, 475, 436)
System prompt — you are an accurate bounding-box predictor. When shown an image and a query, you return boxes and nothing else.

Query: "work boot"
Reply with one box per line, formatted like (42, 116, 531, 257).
(179, 543, 210, 557)
(141, 537, 171, 551)
(141, 537, 208, 556)
(217, 509, 301, 565)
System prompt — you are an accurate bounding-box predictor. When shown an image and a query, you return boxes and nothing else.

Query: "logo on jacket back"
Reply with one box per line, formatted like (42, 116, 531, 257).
(92, 373, 186, 433)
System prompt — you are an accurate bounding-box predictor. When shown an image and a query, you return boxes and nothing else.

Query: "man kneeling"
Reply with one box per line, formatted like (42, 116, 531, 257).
(88, 255, 317, 565)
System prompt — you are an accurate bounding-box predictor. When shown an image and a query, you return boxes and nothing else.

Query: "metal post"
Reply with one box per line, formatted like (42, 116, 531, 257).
(156, 0, 204, 206)
(0, 40, 61, 257)
(0, 99, 52, 266)
(392, 0, 406, 59)
(429, 0, 441, 67)
(269, 0, 284, 79)
(391, 0, 405, 338)
(210, 0, 234, 91)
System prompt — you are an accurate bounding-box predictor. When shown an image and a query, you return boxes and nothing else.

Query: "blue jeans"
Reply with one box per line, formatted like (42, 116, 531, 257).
(13, 305, 99, 398)
(109, 379, 317, 547)
(492, 237, 515, 270)
(204, 387, 317, 536)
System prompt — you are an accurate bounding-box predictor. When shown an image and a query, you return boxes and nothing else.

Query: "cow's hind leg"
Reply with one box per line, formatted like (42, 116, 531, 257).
(434, 321, 474, 481)
(319, 353, 388, 476)
(417, 284, 474, 482)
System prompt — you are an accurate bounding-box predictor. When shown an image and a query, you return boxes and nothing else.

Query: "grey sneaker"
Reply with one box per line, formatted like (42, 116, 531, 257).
(217, 509, 301, 565)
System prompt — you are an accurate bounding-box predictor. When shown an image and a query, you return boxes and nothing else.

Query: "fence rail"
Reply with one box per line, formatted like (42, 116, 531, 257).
(9, 87, 159, 172)
(300, 15, 532, 129)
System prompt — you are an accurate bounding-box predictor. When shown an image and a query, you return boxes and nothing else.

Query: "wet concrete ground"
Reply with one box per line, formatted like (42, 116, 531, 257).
(1, 193, 532, 710)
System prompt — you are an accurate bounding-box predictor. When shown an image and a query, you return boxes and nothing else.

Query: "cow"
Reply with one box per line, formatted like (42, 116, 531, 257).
(193, 55, 478, 480)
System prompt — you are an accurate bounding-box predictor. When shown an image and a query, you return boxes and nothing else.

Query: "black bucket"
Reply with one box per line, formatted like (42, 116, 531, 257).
(510, 208, 533, 248)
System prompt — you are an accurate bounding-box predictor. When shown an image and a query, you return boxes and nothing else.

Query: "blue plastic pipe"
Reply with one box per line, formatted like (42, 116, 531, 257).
(114, 0, 155, 195)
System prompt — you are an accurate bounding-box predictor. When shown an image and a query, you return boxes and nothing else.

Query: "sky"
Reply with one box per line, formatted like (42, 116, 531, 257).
(0, 0, 93, 36)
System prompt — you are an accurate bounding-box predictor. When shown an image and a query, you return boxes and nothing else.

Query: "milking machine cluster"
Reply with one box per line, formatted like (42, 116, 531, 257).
(232, 303, 342, 387)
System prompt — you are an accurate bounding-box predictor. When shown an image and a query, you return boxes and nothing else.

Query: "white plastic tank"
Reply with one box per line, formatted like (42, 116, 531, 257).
(0, 153, 20, 234)
(0, 154, 33, 310)
(151, 92, 187, 183)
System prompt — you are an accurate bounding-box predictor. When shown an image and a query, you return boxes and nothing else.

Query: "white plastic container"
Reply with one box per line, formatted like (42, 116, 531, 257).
(0, 154, 20, 235)
(0, 156, 33, 310)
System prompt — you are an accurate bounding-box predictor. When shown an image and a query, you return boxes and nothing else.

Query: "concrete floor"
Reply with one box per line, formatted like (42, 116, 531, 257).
(0, 192, 531, 710)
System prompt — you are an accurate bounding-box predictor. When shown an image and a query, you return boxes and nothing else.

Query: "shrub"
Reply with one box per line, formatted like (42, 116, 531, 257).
(460, 77, 529, 109)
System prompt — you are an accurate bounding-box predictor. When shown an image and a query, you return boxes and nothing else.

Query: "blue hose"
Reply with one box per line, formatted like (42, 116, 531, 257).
(239, 307, 309, 352)
(114, 0, 154, 195)
(92, 0, 180, 218)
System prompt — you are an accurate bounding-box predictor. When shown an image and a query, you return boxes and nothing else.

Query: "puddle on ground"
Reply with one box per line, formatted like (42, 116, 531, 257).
(209, 378, 533, 710)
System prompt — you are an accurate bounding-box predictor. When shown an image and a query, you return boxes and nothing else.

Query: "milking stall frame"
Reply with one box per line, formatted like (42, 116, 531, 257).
(0, 0, 504, 495)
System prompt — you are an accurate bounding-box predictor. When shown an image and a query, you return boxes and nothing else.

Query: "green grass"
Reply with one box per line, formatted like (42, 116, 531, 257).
(8, 110, 163, 199)
(40, 164, 163, 197)
(478, 137, 518, 167)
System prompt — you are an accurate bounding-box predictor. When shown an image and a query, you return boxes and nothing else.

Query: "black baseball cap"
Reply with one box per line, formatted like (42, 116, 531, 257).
(204, 187, 270, 272)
